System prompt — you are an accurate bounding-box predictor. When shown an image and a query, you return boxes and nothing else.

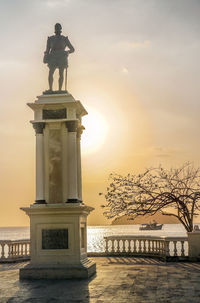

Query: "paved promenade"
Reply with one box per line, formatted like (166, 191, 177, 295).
(0, 257, 200, 303)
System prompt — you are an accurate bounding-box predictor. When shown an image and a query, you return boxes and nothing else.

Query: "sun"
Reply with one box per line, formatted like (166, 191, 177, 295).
(81, 107, 108, 155)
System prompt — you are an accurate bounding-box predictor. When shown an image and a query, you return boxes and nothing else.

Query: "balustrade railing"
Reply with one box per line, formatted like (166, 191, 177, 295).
(104, 235, 188, 259)
(0, 236, 188, 262)
(0, 240, 30, 262)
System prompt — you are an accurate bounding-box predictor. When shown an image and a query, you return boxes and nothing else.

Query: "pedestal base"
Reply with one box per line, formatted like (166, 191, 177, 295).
(20, 203, 96, 279)
(188, 232, 200, 261)
(20, 259, 96, 279)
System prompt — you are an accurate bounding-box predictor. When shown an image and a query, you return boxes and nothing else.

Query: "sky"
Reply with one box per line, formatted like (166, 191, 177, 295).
(0, 0, 200, 226)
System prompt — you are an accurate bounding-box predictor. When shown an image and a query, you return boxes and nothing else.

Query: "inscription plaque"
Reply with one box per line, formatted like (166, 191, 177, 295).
(42, 229, 68, 249)
(43, 108, 66, 119)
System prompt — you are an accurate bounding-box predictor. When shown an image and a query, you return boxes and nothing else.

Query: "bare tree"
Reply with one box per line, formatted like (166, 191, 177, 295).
(101, 163, 200, 232)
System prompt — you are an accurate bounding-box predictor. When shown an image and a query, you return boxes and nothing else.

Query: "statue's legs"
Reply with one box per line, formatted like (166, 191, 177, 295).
(48, 66, 56, 91)
(59, 67, 65, 91)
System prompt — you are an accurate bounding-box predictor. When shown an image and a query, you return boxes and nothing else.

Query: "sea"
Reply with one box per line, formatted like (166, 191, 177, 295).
(0, 224, 192, 252)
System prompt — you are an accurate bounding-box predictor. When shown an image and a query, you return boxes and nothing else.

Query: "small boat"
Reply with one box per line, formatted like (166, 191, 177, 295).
(139, 221, 163, 230)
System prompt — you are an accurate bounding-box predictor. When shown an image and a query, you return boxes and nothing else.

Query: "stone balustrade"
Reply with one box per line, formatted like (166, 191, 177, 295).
(0, 240, 30, 262)
(104, 235, 188, 259)
(0, 236, 189, 262)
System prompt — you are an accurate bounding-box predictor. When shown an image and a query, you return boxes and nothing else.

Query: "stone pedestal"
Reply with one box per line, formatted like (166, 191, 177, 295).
(20, 93, 96, 279)
(188, 232, 200, 261)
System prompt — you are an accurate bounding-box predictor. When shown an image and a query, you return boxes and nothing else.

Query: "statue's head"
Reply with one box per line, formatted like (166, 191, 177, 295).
(55, 23, 62, 34)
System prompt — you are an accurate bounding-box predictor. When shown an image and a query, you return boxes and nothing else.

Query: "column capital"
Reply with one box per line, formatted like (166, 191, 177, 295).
(66, 121, 78, 132)
(33, 122, 45, 134)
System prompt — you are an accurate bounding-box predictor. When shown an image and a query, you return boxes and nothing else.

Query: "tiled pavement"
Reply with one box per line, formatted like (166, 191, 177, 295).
(0, 257, 200, 302)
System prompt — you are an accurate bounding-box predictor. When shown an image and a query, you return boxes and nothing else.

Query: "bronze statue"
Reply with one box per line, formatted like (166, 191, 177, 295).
(43, 23, 75, 93)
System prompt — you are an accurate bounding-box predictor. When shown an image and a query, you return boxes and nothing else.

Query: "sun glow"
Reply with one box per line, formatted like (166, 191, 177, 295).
(81, 107, 108, 155)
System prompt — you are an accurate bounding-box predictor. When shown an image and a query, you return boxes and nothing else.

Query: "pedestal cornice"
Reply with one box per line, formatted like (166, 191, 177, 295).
(27, 93, 88, 118)
(21, 203, 94, 216)
(36, 93, 76, 103)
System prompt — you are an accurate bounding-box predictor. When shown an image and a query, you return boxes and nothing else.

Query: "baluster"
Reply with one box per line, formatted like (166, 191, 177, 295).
(173, 241, 177, 256)
(158, 241, 164, 254)
(141, 239, 144, 252)
(17, 244, 20, 257)
(9, 244, 13, 258)
(138, 240, 141, 253)
(105, 238, 108, 253)
(160, 241, 163, 254)
(7, 244, 10, 258)
(133, 239, 137, 253)
(164, 240, 170, 256)
(143, 240, 146, 253)
(181, 240, 185, 257)
(21, 243, 25, 256)
(163, 241, 165, 254)
(117, 239, 120, 253)
(148, 240, 151, 252)
(152, 240, 155, 253)
(10, 243, 15, 258)
(20, 244, 23, 256)
(11, 244, 14, 258)
(155, 241, 158, 253)
(128, 240, 131, 253)
(25, 243, 28, 256)
(1, 243, 5, 259)
(146, 240, 149, 253)
(159, 241, 162, 254)
(111, 239, 115, 253)
(158, 241, 161, 254)
(122, 239, 126, 253)
(28, 242, 30, 256)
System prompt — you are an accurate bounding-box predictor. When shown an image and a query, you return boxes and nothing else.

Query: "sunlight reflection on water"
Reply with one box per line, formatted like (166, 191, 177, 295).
(87, 224, 187, 252)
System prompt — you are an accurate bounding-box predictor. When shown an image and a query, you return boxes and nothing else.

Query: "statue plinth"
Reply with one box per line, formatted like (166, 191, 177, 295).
(43, 90, 68, 95)
(20, 92, 96, 279)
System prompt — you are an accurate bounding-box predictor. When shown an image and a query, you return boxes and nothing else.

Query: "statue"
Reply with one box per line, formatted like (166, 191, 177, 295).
(43, 23, 75, 94)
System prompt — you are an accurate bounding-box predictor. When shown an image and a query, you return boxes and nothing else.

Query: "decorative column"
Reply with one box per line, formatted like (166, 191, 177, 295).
(77, 126, 84, 202)
(20, 93, 96, 279)
(33, 122, 46, 204)
(66, 121, 78, 202)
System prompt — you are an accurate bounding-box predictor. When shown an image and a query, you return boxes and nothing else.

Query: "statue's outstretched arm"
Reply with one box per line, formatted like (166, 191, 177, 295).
(66, 37, 75, 54)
